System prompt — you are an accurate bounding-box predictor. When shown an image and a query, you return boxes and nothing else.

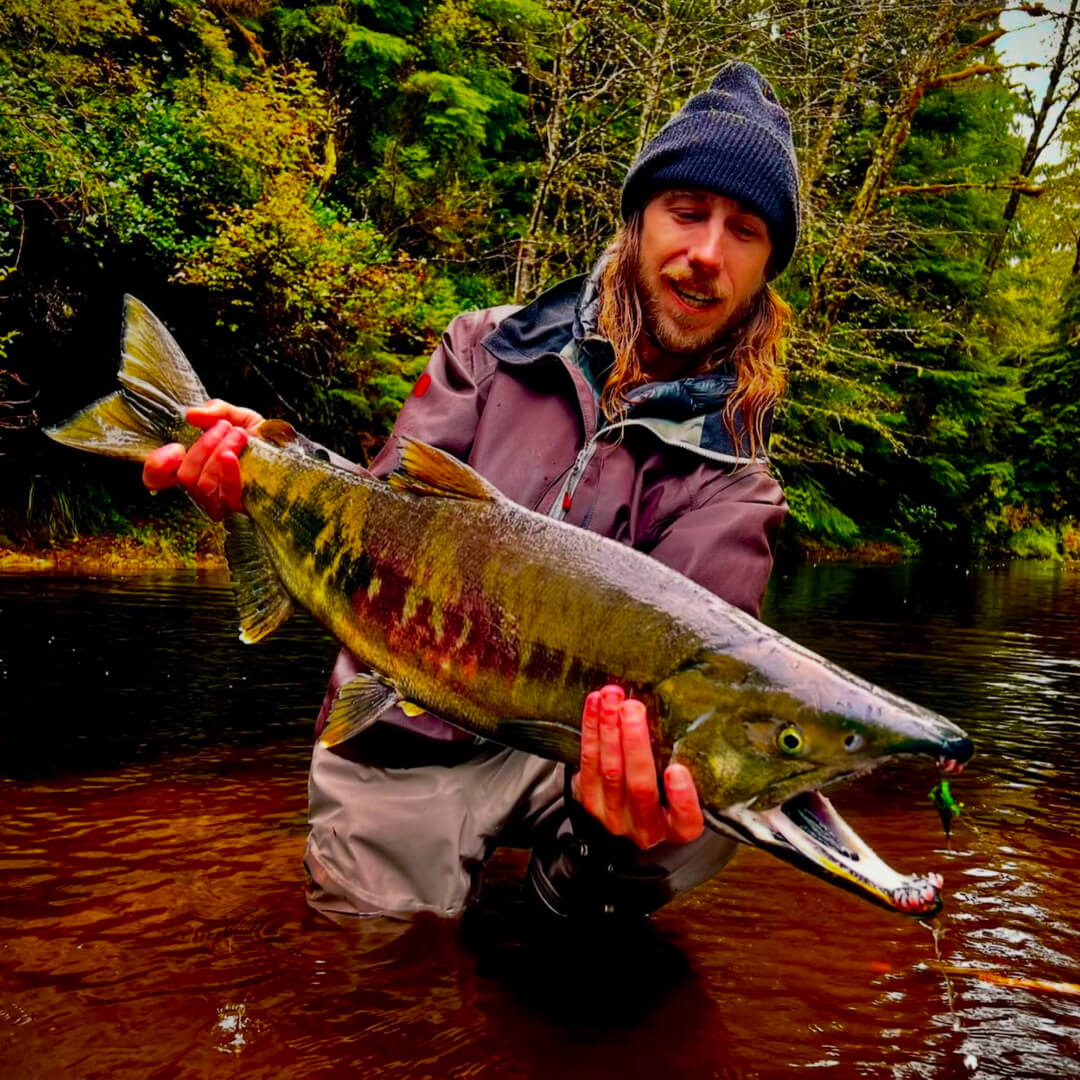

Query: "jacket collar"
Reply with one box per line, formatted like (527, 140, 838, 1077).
(482, 270, 772, 464)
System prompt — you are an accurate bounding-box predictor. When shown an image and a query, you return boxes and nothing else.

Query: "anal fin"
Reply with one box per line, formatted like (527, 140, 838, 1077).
(320, 671, 401, 748)
(224, 514, 294, 643)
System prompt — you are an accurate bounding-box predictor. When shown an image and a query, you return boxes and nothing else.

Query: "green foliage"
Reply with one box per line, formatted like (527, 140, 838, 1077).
(404, 71, 496, 148)
(24, 474, 129, 542)
(774, 12, 1049, 556)
(784, 479, 861, 546)
(1008, 525, 1061, 561)
(175, 175, 436, 454)
(2, 0, 1079, 560)
(268, 0, 538, 274)
(15, 468, 218, 562)
(1014, 273, 1080, 526)
(892, 494, 956, 546)
(344, 26, 413, 81)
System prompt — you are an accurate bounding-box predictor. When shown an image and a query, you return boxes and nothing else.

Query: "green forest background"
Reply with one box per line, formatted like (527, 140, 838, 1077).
(2, 0, 1079, 563)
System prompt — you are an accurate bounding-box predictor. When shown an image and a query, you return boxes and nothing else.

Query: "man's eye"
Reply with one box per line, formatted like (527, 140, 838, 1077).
(732, 221, 762, 240)
(671, 208, 704, 223)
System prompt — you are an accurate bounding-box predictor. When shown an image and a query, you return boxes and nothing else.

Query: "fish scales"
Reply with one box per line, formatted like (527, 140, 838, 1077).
(238, 436, 708, 741)
(45, 295, 976, 919)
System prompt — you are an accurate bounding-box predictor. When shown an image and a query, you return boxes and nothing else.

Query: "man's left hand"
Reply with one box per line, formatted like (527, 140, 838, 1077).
(573, 684, 705, 850)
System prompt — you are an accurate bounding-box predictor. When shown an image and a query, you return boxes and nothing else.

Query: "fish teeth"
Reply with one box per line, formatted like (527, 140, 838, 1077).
(890, 874, 943, 913)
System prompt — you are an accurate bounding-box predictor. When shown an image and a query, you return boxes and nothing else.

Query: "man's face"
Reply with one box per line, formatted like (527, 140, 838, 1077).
(635, 188, 773, 370)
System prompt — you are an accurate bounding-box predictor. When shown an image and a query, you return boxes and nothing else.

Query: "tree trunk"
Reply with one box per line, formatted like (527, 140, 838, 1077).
(984, 0, 1079, 279)
(632, 0, 671, 157)
(806, 3, 1002, 331)
(514, 13, 575, 302)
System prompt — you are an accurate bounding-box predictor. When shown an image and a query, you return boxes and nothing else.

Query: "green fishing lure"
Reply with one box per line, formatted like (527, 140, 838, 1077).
(929, 779, 963, 838)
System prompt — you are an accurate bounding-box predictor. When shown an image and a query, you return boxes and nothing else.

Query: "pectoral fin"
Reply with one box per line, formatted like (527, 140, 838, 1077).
(500, 719, 582, 763)
(320, 671, 401, 748)
(224, 514, 293, 643)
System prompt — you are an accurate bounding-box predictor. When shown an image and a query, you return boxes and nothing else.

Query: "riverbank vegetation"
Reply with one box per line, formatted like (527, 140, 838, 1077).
(2, 0, 1079, 567)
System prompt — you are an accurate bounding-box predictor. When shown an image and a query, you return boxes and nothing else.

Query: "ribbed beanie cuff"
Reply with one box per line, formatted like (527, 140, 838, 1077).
(621, 62, 801, 276)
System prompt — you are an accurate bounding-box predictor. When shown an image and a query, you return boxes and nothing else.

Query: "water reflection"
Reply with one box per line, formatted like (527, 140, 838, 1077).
(0, 562, 1079, 1078)
(0, 572, 336, 776)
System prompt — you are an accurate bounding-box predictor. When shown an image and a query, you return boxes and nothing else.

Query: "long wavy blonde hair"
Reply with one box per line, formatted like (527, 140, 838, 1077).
(595, 209, 791, 460)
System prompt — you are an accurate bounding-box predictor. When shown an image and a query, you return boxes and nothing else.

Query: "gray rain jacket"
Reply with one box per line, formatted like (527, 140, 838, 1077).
(304, 272, 788, 922)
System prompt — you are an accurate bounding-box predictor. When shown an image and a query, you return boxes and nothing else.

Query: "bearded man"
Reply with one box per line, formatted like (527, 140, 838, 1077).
(144, 61, 800, 922)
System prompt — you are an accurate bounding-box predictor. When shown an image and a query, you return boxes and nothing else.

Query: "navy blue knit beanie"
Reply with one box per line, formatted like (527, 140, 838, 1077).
(621, 62, 801, 277)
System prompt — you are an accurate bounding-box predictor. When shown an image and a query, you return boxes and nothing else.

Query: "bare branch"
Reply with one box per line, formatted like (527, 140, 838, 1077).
(953, 27, 1007, 65)
(927, 62, 1005, 90)
(1036, 81, 1080, 155)
(885, 179, 1044, 196)
(208, 2, 268, 69)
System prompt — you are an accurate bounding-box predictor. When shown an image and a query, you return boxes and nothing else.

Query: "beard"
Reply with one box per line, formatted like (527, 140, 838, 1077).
(636, 264, 759, 363)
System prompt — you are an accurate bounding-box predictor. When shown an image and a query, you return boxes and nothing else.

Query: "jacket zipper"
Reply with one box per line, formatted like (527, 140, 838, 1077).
(548, 424, 620, 521)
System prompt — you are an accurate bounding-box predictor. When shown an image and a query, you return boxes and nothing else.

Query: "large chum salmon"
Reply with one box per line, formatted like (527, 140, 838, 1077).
(48, 297, 974, 918)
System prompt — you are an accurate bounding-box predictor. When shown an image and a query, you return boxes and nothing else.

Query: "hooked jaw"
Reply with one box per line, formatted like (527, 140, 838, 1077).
(704, 736, 974, 918)
(659, 648, 975, 917)
(937, 742, 971, 776)
(708, 792, 944, 916)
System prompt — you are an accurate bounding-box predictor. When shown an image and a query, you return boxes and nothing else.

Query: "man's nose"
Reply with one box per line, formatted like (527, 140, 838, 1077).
(688, 218, 726, 271)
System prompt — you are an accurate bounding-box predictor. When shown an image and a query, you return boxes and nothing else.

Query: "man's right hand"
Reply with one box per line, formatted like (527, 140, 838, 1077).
(142, 400, 264, 520)
(573, 684, 704, 850)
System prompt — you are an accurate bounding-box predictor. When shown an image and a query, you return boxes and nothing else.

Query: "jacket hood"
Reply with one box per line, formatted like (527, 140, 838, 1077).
(481, 270, 772, 465)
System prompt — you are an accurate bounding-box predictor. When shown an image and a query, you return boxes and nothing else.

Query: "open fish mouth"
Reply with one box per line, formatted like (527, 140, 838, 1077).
(707, 787, 948, 917)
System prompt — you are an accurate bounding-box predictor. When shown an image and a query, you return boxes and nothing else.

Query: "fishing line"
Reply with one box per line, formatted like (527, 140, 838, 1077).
(919, 918, 959, 1032)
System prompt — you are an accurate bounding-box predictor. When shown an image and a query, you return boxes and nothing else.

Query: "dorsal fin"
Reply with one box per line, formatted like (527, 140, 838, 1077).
(387, 437, 500, 502)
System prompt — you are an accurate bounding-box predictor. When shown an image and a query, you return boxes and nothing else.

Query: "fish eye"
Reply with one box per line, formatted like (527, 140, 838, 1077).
(776, 724, 804, 755)
(844, 732, 864, 752)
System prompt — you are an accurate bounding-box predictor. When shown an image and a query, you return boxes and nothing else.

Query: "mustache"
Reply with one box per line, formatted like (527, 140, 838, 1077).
(662, 269, 728, 301)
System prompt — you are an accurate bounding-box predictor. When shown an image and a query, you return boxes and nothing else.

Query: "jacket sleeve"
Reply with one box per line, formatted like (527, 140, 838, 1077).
(365, 307, 509, 479)
(646, 464, 787, 618)
(524, 463, 787, 922)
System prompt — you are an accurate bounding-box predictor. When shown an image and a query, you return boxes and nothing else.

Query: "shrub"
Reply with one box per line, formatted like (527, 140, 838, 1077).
(1008, 526, 1060, 561)
(1060, 521, 1080, 561)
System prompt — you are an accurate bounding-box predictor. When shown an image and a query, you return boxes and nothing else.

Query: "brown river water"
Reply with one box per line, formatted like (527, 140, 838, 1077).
(1, 562, 1078, 1079)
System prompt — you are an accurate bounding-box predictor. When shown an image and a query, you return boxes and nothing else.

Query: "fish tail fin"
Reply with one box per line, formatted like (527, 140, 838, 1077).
(44, 295, 209, 463)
